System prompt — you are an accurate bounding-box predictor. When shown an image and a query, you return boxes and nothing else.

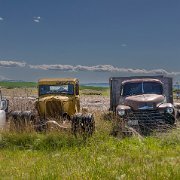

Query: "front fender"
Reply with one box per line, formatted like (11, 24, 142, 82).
(116, 105, 131, 114)
(157, 103, 174, 109)
(157, 103, 176, 123)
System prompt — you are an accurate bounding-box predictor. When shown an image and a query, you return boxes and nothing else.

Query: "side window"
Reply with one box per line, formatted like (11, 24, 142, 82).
(76, 83, 79, 95)
(120, 85, 123, 96)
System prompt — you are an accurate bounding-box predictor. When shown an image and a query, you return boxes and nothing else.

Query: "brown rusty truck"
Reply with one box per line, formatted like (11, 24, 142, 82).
(110, 76, 177, 135)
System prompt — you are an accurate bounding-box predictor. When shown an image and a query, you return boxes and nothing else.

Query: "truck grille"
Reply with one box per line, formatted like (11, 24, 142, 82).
(46, 101, 62, 118)
(126, 110, 166, 126)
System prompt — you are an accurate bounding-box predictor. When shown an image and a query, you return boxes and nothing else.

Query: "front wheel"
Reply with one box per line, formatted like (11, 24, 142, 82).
(164, 114, 176, 126)
(72, 113, 95, 137)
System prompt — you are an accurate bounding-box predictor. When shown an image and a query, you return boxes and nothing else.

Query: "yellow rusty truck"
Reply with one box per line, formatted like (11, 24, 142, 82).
(11, 78, 95, 136)
(37, 78, 80, 120)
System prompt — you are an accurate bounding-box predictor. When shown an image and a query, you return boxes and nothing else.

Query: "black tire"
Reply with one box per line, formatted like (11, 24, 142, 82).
(84, 114, 95, 136)
(10, 111, 35, 132)
(71, 114, 79, 135)
(164, 114, 175, 125)
(72, 113, 95, 137)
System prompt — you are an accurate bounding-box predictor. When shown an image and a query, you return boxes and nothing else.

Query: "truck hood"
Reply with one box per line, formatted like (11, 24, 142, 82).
(39, 95, 72, 102)
(38, 95, 74, 118)
(124, 94, 165, 110)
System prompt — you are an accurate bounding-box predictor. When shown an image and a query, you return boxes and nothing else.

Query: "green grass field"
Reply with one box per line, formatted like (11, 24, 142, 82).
(0, 120, 180, 179)
(0, 81, 37, 88)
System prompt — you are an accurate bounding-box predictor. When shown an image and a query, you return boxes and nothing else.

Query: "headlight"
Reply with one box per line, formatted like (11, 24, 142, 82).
(166, 107, 174, 114)
(117, 109, 125, 116)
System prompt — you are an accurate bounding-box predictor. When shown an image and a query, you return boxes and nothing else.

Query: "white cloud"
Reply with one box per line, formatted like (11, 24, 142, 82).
(0, 60, 26, 68)
(0, 59, 179, 77)
(33, 16, 41, 23)
(34, 19, 40, 23)
(29, 64, 74, 71)
(0, 17, 4, 21)
(29, 64, 180, 76)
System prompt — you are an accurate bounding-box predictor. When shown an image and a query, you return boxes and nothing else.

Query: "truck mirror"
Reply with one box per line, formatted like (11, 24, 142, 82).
(0, 99, 8, 111)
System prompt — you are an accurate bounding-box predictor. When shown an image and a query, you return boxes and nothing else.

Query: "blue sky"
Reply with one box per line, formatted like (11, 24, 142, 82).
(0, 0, 180, 82)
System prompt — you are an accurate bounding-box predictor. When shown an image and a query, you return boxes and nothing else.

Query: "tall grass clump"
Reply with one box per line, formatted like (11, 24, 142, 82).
(0, 132, 85, 151)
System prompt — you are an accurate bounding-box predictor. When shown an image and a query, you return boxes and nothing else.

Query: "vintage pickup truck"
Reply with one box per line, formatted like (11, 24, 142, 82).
(110, 76, 177, 134)
(10, 78, 95, 136)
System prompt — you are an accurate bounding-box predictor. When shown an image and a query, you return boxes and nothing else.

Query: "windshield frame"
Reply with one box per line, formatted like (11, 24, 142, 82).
(38, 84, 75, 96)
(121, 81, 163, 97)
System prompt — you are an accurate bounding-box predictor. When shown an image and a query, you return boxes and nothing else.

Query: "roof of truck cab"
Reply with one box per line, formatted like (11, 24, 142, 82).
(122, 78, 163, 84)
(38, 78, 79, 83)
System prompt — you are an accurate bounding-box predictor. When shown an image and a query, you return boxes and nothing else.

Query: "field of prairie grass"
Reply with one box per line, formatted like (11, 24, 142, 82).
(0, 83, 180, 179)
(0, 121, 180, 179)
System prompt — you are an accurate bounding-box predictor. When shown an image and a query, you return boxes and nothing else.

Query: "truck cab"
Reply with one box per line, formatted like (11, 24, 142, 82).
(37, 78, 80, 120)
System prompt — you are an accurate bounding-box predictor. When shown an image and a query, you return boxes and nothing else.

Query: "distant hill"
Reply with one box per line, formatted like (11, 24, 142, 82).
(0, 81, 109, 89)
(2, 80, 25, 82)
(81, 83, 109, 87)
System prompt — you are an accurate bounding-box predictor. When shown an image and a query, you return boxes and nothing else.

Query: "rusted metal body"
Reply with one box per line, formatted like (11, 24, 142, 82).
(37, 78, 80, 119)
(110, 76, 173, 111)
(110, 76, 176, 135)
(10, 78, 95, 136)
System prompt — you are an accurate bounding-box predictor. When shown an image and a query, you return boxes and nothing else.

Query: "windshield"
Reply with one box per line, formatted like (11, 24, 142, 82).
(39, 84, 74, 96)
(122, 82, 163, 96)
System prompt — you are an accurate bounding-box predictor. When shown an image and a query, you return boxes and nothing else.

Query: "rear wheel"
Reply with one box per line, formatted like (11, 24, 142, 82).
(10, 111, 35, 132)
